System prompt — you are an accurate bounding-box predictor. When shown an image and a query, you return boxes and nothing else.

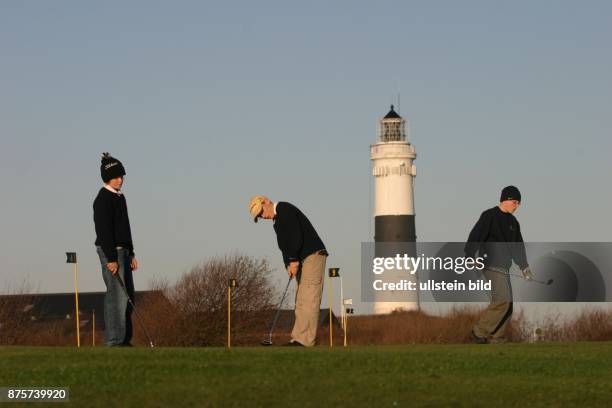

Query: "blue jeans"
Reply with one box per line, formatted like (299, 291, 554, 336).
(96, 247, 134, 346)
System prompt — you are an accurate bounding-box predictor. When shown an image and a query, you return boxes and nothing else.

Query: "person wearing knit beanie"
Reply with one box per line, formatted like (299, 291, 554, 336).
(464, 185, 532, 344)
(500, 185, 521, 203)
(100, 152, 126, 183)
(93, 152, 139, 347)
(499, 185, 521, 215)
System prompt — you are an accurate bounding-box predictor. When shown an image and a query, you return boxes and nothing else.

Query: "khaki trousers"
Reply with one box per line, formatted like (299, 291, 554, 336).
(473, 268, 514, 339)
(291, 252, 327, 347)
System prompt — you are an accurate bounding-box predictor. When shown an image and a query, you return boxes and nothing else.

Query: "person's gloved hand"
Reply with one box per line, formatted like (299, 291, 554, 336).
(522, 266, 534, 281)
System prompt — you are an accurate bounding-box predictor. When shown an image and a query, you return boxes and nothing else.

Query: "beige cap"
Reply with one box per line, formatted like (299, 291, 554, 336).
(248, 195, 267, 223)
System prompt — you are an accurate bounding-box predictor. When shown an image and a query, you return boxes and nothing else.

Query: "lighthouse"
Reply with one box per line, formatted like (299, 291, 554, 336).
(371, 105, 418, 314)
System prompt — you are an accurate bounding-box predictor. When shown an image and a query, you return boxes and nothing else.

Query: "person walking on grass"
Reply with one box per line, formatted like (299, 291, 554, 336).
(464, 185, 533, 344)
(249, 195, 328, 347)
(93, 152, 138, 347)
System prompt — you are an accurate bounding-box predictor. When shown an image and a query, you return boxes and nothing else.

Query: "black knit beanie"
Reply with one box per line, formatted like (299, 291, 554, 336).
(100, 152, 126, 182)
(500, 185, 521, 202)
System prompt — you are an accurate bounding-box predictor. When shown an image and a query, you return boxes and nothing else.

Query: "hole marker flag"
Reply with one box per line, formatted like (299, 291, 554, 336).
(66, 252, 77, 264)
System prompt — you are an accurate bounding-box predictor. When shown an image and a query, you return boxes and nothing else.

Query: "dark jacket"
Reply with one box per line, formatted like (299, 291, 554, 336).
(93, 187, 134, 262)
(464, 206, 528, 270)
(273, 202, 327, 266)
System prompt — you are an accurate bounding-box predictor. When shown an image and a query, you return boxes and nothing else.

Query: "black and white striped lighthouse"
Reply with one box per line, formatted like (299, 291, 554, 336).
(371, 105, 418, 313)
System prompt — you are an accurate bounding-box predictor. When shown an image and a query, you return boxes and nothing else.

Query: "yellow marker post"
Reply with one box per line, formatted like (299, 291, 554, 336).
(340, 277, 344, 331)
(227, 286, 231, 348)
(66, 252, 80, 348)
(73, 263, 80, 348)
(328, 279, 333, 347)
(328, 268, 340, 348)
(227, 278, 238, 349)
(92, 310, 96, 347)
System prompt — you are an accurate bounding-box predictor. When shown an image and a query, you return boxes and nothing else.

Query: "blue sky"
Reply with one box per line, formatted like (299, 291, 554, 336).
(1, 1, 611, 313)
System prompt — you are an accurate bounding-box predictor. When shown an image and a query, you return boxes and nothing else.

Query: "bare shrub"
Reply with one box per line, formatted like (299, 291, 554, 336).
(133, 282, 178, 347)
(344, 307, 477, 345)
(26, 321, 75, 346)
(341, 305, 529, 345)
(0, 282, 35, 345)
(138, 254, 277, 346)
(536, 308, 612, 342)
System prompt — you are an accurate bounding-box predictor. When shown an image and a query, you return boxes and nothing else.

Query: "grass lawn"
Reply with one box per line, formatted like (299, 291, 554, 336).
(1, 342, 611, 407)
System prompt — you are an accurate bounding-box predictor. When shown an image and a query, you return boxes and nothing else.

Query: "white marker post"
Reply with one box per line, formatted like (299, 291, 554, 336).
(343, 298, 353, 347)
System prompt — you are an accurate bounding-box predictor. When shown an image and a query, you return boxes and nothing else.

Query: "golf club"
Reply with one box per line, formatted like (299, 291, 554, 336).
(261, 277, 293, 346)
(487, 268, 553, 286)
(115, 273, 155, 348)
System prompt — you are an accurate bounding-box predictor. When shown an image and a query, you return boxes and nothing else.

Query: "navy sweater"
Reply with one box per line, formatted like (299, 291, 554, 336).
(273, 202, 327, 266)
(93, 188, 134, 262)
(464, 206, 528, 270)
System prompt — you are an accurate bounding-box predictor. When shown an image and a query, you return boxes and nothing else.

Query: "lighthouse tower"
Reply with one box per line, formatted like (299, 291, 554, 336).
(371, 105, 418, 314)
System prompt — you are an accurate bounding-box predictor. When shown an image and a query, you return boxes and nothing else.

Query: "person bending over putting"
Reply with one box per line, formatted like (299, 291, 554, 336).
(464, 185, 532, 344)
(249, 196, 328, 347)
(93, 153, 139, 347)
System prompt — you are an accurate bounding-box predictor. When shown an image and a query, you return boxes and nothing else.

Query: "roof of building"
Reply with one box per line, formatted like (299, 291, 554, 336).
(0, 291, 162, 329)
(383, 105, 402, 119)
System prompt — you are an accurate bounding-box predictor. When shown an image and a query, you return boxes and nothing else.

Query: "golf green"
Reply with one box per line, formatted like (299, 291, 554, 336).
(1, 342, 611, 407)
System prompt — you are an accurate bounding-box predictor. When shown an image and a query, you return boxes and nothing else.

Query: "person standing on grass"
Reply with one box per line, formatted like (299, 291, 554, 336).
(464, 185, 533, 344)
(93, 152, 138, 347)
(249, 195, 328, 347)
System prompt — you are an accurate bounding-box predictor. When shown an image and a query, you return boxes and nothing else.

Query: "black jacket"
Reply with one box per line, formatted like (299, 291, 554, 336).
(464, 206, 528, 270)
(273, 202, 327, 266)
(93, 187, 134, 262)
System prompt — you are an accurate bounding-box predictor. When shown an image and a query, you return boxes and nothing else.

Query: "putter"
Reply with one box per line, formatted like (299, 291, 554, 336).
(115, 273, 155, 348)
(261, 277, 293, 346)
(487, 268, 553, 286)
